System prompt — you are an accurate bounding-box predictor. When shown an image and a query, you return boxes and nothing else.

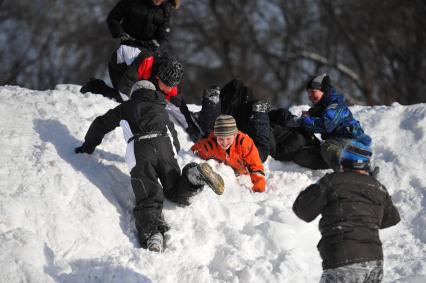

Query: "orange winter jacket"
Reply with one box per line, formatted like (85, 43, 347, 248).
(191, 131, 266, 192)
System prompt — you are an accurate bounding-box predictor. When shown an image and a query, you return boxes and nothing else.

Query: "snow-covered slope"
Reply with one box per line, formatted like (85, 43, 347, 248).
(0, 84, 425, 283)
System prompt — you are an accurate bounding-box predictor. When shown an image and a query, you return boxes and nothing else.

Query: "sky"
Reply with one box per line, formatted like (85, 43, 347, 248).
(0, 84, 425, 282)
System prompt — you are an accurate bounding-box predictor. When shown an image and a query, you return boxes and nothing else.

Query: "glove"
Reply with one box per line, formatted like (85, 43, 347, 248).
(119, 32, 135, 42)
(151, 39, 160, 48)
(75, 144, 95, 154)
(252, 186, 266, 193)
(187, 126, 202, 142)
(136, 39, 160, 52)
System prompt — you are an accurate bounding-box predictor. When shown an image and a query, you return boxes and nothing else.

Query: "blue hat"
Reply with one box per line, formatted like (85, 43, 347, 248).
(340, 140, 372, 170)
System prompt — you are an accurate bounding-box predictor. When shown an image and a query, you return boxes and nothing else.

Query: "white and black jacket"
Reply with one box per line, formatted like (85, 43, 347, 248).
(80, 88, 180, 171)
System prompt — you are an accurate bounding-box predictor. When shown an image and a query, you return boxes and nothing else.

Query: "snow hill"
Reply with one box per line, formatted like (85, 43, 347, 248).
(0, 84, 425, 283)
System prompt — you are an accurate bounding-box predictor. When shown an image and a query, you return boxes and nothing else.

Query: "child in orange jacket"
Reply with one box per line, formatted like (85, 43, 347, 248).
(191, 115, 266, 192)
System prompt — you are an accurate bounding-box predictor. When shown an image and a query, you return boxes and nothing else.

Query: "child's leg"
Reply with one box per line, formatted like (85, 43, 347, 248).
(247, 110, 272, 162)
(319, 260, 383, 283)
(320, 138, 351, 172)
(197, 87, 221, 137)
(365, 260, 384, 282)
(130, 161, 168, 247)
(157, 148, 201, 206)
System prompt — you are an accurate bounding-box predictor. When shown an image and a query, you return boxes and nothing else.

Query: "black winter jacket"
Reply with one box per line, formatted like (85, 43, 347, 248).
(81, 88, 180, 153)
(268, 108, 328, 169)
(293, 172, 400, 269)
(269, 109, 318, 160)
(107, 0, 172, 44)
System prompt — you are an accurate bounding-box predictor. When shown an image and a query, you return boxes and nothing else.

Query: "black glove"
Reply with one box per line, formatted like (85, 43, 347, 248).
(187, 126, 202, 142)
(75, 144, 95, 154)
(119, 32, 135, 42)
(151, 39, 160, 48)
(145, 39, 160, 52)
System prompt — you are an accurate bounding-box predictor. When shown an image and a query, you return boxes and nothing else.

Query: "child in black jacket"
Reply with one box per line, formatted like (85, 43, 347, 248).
(292, 140, 400, 282)
(75, 80, 224, 252)
(107, 0, 180, 47)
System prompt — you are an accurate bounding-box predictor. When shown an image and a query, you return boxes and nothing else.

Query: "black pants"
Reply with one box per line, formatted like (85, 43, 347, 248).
(130, 137, 199, 246)
(108, 51, 127, 94)
(245, 111, 271, 162)
(196, 93, 222, 137)
(320, 260, 383, 283)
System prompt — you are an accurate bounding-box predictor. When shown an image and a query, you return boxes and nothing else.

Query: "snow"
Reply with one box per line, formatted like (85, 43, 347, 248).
(0, 84, 425, 282)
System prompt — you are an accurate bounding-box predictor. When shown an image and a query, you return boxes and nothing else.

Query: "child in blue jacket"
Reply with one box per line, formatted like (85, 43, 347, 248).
(299, 74, 372, 172)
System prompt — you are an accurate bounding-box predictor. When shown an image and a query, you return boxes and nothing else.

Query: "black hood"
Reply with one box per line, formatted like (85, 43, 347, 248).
(132, 88, 166, 106)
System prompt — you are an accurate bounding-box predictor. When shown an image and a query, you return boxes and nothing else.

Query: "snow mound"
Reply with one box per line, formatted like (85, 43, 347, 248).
(0, 85, 425, 282)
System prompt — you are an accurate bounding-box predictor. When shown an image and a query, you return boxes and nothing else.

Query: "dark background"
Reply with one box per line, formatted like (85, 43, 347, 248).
(1, 0, 425, 106)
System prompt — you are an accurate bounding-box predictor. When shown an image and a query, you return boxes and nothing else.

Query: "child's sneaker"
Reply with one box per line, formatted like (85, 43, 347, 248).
(147, 233, 163, 252)
(197, 163, 225, 195)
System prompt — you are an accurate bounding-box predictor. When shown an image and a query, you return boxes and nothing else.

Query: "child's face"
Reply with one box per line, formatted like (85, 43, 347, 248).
(152, 0, 166, 6)
(157, 78, 173, 93)
(307, 88, 324, 104)
(216, 134, 236, 150)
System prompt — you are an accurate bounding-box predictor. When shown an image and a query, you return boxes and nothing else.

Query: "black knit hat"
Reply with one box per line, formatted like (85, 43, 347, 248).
(306, 74, 332, 93)
(214, 115, 238, 136)
(157, 59, 184, 87)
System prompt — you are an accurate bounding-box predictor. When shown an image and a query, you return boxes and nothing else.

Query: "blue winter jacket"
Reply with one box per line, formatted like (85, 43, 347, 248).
(300, 89, 371, 146)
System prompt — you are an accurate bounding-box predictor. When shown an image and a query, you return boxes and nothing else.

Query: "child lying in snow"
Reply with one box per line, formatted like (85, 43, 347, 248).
(191, 115, 266, 193)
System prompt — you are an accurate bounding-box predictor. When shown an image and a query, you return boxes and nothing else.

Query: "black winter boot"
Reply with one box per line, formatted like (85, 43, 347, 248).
(252, 100, 272, 113)
(80, 78, 123, 103)
(202, 86, 221, 105)
(185, 163, 225, 195)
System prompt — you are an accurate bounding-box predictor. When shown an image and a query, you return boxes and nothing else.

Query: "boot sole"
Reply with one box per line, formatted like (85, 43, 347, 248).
(148, 244, 162, 253)
(198, 163, 225, 195)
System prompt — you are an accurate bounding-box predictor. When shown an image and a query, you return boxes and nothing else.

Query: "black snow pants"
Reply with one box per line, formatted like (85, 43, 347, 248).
(320, 260, 383, 283)
(194, 92, 222, 138)
(130, 136, 199, 247)
(245, 111, 272, 162)
(219, 79, 272, 162)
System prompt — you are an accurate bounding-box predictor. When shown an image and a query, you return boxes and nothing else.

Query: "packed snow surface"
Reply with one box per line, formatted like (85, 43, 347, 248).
(0, 84, 425, 282)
